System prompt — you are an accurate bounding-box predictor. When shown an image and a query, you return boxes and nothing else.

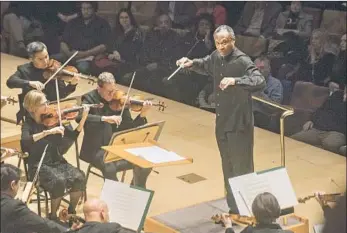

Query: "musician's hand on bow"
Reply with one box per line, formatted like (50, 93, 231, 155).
(29, 81, 45, 91)
(102, 115, 122, 125)
(219, 77, 236, 90)
(46, 126, 65, 136)
(81, 105, 90, 119)
(176, 57, 193, 68)
(221, 213, 233, 229)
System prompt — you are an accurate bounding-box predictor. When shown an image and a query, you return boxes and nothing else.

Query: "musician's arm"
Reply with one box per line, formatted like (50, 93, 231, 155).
(58, 80, 77, 99)
(21, 121, 48, 148)
(14, 200, 67, 233)
(7, 70, 30, 89)
(75, 95, 102, 123)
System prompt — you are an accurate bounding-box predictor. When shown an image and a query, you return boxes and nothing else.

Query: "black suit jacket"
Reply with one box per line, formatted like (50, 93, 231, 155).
(1, 193, 67, 233)
(66, 221, 135, 233)
(78, 89, 147, 163)
(226, 223, 293, 233)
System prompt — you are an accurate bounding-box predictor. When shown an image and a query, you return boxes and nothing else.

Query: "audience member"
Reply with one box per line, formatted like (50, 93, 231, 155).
(234, 1, 282, 39)
(137, 14, 180, 97)
(67, 198, 134, 233)
(1, 2, 44, 57)
(1, 163, 67, 233)
(253, 56, 283, 130)
(326, 34, 346, 93)
(95, 8, 143, 83)
(275, 1, 313, 40)
(196, 1, 227, 26)
(57, 1, 111, 74)
(291, 86, 346, 155)
(298, 29, 336, 86)
(173, 13, 215, 104)
(221, 192, 293, 233)
(155, 1, 197, 29)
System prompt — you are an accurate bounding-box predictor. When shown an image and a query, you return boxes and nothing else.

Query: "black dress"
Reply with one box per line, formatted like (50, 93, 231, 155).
(21, 117, 85, 198)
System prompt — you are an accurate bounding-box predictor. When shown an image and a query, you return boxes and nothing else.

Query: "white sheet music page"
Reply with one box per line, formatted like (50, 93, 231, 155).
(258, 167, 298, 208)
(125, 146, 185, 163)
(100, 179, 152, 231)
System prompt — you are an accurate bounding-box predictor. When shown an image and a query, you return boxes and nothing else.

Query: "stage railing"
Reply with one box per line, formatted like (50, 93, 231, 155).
(252, 96, 294, 166)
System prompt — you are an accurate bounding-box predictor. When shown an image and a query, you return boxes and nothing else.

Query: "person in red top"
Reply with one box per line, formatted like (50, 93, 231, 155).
(196, 2, 227, 26)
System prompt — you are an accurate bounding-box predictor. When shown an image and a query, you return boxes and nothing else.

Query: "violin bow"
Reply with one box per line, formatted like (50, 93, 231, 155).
(117, 72, 136, 128)
(43, 51, 79, 87)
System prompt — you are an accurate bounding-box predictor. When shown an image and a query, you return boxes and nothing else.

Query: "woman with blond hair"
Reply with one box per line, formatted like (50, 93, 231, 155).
(298, 29, 336, 86)
(20, 90, 89, 220)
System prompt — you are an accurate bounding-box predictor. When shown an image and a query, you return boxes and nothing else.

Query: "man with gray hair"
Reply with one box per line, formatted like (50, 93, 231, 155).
(177, 25, 265, 214)
(77, 72, 152, 188)
(6, 41, 79, 123)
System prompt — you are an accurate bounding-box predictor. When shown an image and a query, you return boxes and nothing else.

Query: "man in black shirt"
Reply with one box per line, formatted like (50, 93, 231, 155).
(6, 41, 79, 124)
(292, 87, 346, 155)
(67, 198, 134, 233)
(1, 163, 67, 233)
(177, 25, 265, 214)
(57, 1, 111, 74)
(78, 72, 152, 188)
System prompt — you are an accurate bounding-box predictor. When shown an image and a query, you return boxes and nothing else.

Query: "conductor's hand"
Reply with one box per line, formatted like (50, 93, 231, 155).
(219, 77, 236, 90)
(176, 57, 193, 68)
(221, 213, 233, 229)
(29, 81, 44, 91)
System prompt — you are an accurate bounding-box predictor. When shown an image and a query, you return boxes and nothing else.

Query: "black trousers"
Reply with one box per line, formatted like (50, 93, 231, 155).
(216, 128, 254, 213)
(93, 149, 152, 188)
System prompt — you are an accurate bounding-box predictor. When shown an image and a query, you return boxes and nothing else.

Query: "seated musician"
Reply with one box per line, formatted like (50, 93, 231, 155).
(78, 72, 152, 188)
(6, 41, 79, 124)
(221, 192, 293, 233)
(1, 163, 67, 233)
(67, 198, 134, 233)
(21, 90, 89, 220)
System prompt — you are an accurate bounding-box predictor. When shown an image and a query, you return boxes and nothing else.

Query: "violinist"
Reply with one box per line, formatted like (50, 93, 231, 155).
(220, 192, 293, 233)
(1, 163, 67, 233)
(77, 72, 152, 188)
(66, 198, 135, 233)
(21, 90, 89, 220)
(6, 41, 79, 124)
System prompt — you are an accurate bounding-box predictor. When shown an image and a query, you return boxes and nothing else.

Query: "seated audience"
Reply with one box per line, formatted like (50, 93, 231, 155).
(155, 1, 197, 29)
(234, 1, 282, 39)
(78, 72, 152, 188)
(221, 192, 293, 233)
(67, 198, 134, 233)
(1, 2, 44, 57)
(275, 1, 313, 40)
(326, 33, 346, 93)
(136, 14, 180, 97)
(298, 29, 336, 86)
(172, 13, 215, 104)
(291, 86, 346, 155)
(56, 1, 111, 74)
(196, 1, 227, 26)
(1, 163, 67, 233)
(21, 90, 88, 220)
(96, 8, 143, 83)
(253, 56, 283, 130)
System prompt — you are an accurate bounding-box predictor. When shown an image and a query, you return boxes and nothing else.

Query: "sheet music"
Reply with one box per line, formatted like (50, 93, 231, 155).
(125, 146, 185, 164)
(229, 167, 297, 217)
(100, 180, 153, 231)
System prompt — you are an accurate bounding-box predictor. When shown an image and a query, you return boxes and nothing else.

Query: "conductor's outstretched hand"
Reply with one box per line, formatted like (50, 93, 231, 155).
(176, 57, 193, 68)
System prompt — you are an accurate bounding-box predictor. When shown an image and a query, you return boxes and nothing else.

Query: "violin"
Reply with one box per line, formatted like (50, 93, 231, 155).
(211, 214, 256, 227)
(109, 90, 167, 112)
(1, 147, 28, 162)
(43, 59, 97, 85)
(58, 208, 85, 227)
(298, 192, 343, 204)
(40, 103, 104, 128)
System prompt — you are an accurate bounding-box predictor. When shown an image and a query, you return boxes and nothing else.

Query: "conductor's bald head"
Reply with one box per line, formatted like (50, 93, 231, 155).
(83, 198, 110, 223)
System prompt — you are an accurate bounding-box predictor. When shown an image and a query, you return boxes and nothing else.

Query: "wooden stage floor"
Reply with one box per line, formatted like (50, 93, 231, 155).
(1, 53, 346, 233)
